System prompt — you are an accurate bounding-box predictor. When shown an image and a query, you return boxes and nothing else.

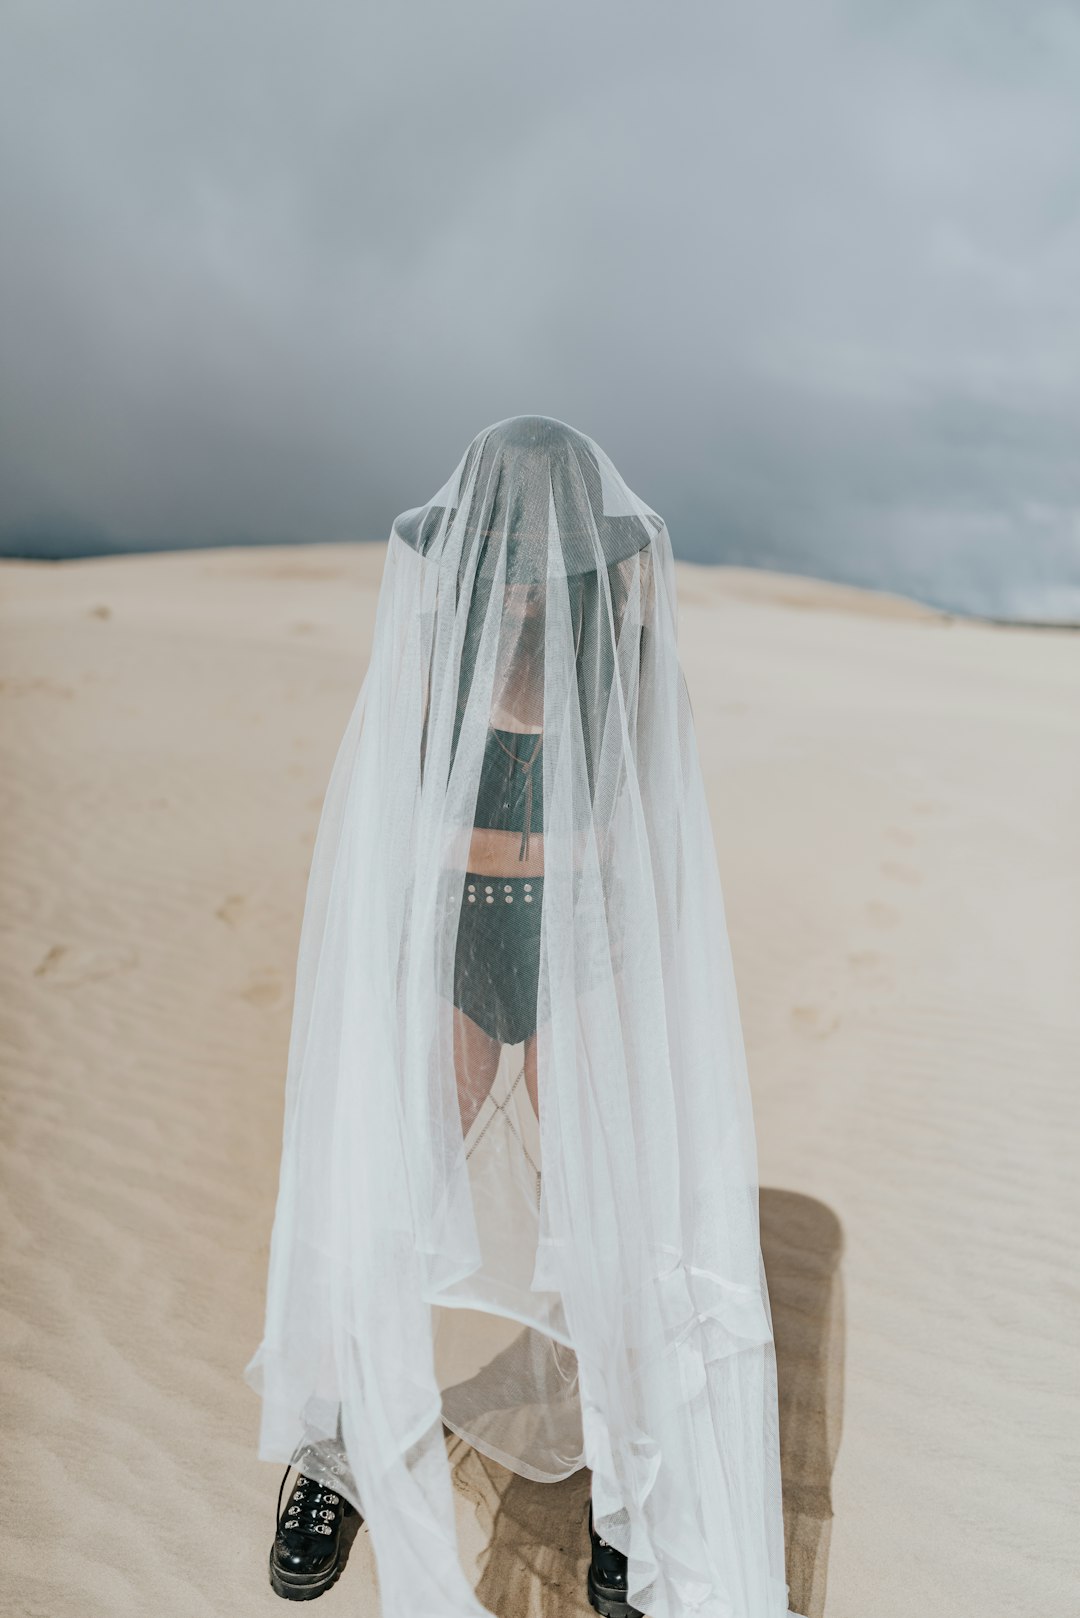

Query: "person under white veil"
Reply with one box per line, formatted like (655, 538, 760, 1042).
(244, 415, 806, 1618)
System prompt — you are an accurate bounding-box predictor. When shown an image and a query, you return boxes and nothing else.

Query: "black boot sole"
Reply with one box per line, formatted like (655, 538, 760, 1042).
(586, 1565, 644, 1618)
(268, 1545, 346, 1602)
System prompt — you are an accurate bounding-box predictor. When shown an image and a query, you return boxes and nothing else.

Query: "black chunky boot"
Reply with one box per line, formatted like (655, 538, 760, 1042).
(587, 1498, 644, 1618)
(268, 1466, 359, 1601)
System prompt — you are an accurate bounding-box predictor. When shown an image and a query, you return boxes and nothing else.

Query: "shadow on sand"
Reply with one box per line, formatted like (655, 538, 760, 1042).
(443, 1190, 844, 1618)
(762, 1189, 845, 1618)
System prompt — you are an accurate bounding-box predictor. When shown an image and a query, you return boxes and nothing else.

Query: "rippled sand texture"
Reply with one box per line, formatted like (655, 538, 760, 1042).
(1, 545, 1076, 1618)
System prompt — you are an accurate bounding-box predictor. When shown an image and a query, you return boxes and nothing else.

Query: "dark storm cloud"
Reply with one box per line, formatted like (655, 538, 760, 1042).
(2, 0, 1079, 618)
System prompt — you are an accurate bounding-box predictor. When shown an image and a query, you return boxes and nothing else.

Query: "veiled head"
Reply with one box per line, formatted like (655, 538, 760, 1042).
(392, 414, 657, 584)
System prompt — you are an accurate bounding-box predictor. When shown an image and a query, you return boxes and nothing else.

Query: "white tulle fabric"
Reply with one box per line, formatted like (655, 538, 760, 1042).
(244, 416, 803, 1618)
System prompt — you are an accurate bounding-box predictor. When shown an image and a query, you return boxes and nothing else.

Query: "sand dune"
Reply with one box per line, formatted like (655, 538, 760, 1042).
(1, 544, 1076, 1618)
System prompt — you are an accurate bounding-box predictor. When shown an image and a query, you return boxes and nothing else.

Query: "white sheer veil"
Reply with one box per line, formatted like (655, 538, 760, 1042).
(244, 415, 801, 1618)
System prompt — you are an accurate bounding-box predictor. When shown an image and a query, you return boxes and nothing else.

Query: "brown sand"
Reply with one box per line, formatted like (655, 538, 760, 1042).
(1, 544, 1076, 1618)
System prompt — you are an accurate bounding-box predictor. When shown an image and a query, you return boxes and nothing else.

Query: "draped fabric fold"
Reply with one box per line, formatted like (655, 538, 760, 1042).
(244, 415, 804, 1618)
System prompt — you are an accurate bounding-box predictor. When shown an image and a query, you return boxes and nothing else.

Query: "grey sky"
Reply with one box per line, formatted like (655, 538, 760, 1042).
(2, 0, 1079, 618)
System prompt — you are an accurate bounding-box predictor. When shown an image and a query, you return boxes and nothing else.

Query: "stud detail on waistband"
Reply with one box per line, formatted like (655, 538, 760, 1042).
(524, 893, 533, 901)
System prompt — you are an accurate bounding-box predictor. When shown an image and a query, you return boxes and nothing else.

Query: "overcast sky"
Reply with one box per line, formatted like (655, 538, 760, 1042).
(2, 0, 1079, 619)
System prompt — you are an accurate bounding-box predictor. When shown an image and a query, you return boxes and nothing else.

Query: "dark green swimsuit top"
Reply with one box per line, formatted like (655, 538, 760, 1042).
(473, 727, 543, 860)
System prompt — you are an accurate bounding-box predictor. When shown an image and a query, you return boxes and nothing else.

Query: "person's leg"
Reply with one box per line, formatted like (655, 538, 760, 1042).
(452, 1003, 504, 1136)
(523, 1032, 539, 1120)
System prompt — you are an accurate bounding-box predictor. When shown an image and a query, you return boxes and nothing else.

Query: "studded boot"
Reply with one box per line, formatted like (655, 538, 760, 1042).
(268, 1466, 359, 1601)
(586, 1497, 644, 1618)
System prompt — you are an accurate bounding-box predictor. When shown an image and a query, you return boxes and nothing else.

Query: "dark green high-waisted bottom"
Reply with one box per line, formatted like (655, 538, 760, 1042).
(447, 869, 545, 1046)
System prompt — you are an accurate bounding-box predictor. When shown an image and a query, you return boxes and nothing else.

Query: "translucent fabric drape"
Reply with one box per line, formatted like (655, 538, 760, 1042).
(244, 416, 802, 1618)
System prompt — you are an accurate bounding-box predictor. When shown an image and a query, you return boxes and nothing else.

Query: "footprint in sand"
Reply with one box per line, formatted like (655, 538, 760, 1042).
(0, 677, 75, 700)
(848, 948, 894, 989)
(215, 894, 246, 926)
(879, 859, 921, 887)
(239, 972, 286, 1008)
(884, 825, 916, 847)
(33, 942, 138, 986)
(259, 562, 346, 581)
(790, 1002, 842, 1038)
(865, 898, 900, 929)
(88, 604, 112, 620)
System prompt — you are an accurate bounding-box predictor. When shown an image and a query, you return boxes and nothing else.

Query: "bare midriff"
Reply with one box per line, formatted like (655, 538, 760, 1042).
(466, 825, 546, 877)
(464, 825, 594, 877)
